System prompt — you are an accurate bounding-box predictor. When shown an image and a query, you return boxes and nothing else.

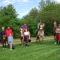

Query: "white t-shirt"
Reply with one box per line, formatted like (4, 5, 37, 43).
(24, 31, 29, 36)
(56, 28, 60, 33)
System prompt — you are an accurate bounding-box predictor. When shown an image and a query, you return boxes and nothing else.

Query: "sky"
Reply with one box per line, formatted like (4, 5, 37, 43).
(0, 0, 60, 18)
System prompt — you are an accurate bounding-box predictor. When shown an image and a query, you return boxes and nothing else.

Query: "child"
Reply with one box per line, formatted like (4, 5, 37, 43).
(23, 29, 31, 46)
(55, 24, 60, 44)
(5, 27, 13, 50)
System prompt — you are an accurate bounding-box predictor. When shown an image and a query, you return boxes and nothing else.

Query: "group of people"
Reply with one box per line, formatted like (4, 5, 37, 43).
(0, 21, 60, 50)
(36, 21, 60, 45)
(0, 26, 13, 50)
(0, 24, 31, 50)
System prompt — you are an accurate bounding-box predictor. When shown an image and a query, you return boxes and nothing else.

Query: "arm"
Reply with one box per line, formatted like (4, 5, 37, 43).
(37, 23, 40, 29)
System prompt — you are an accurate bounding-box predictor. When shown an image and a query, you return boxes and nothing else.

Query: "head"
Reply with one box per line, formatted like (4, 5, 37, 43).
(24, 29, 28, 32)
(2, 27, 4, 31)
(7, 27, 10, 29)
(24, 24, 27, 26)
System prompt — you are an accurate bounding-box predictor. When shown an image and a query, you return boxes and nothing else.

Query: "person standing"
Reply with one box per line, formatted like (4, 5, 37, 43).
(20, 24, 28, 45)
(20, 28, 24, 45)
(36, 22, 45, 42)
(55, 24, 60, 44)
(5, 27, 13, 50)
(53, 21, 57, 40)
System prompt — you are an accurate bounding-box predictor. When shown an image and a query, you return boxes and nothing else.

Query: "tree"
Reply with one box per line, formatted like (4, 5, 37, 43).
(23, 8, 39, 36)
(39, 3, 60, 35)
(0, 4, 20, 38)
(0, 4, 17, 26)
(39, 0, 45, 9)
(46, 0, 51, 4)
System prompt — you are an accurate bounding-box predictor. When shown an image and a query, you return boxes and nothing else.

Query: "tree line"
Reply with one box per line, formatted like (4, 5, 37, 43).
(0, 0, 60, 38)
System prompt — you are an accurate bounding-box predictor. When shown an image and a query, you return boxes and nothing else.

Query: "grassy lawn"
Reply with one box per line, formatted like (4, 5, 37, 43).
(0, 37, 60, 60)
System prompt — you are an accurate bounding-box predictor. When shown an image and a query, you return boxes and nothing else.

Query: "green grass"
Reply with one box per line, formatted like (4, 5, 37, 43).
(0, 37, 60, 60)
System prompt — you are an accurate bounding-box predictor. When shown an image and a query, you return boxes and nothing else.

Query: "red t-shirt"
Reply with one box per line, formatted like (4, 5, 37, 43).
(5, 28, 13, 37)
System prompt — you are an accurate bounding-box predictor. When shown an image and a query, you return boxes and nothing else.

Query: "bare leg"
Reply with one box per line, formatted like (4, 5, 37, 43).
(10, 43, 12, 50)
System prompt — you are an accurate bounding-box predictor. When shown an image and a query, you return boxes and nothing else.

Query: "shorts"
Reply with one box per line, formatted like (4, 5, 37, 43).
(8, 36, 13, 44)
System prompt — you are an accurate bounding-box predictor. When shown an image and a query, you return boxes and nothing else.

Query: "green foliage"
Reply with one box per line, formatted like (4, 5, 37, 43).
(0, 4, 17, 26)
(22, 3, 60, 36)
(23, 8, 39, 36)
(0, 2, 60, 37)
(39, 0, 45, 9)
(0, 4, 19, 38)
(39, 3, 60, 35)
